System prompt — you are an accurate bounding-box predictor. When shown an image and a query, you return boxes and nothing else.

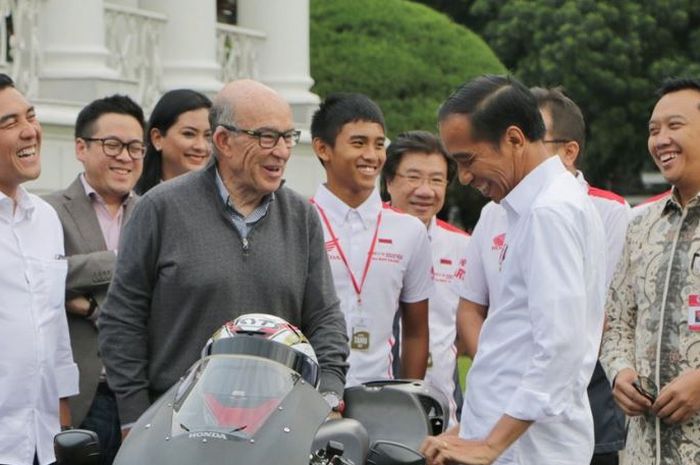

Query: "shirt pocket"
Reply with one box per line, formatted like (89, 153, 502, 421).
(30, 257, 67, 324)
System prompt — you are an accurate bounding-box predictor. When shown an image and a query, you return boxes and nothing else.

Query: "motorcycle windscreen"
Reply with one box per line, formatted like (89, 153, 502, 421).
(171, 355, 298, 438)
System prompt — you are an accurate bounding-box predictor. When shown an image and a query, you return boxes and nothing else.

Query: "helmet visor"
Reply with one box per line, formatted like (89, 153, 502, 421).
(207, 336, 320, 387)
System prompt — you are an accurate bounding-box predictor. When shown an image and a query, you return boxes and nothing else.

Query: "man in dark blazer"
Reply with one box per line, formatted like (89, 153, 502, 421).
(44, 94, 145, 465)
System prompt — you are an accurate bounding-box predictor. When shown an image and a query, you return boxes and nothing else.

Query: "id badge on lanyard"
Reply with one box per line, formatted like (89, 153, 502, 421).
(312, 199, 382, 350)
(350, 314, 371, 351)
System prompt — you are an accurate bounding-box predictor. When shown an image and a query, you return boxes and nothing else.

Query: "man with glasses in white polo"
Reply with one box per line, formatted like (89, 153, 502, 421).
(44, 94, 145, 465)
(98, 79, 349, 439)
(382, 130, 470, 427)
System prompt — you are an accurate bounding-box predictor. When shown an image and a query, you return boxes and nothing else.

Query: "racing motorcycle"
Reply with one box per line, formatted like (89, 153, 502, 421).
(55, 314, 448, 465)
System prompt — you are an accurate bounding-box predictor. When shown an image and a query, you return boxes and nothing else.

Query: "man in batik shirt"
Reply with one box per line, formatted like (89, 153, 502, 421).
(601, 77, 700, 465)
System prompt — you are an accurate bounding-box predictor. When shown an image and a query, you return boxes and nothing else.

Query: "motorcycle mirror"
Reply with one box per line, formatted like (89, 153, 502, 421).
(366, 440, 425, 465)
(54, 429, 102, 465)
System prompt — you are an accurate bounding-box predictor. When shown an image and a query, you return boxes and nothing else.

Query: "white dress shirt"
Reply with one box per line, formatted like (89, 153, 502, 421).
(0, 187, 79, 465)
(457, 201, 505, 308)
(312, 185, 433, 387)
(459, 172, 629, 306)
(425, 217, 470, 426)
(459, 157, 606, 464)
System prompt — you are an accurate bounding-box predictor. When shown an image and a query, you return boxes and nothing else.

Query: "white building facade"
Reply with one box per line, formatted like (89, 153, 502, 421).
(3, 0, 326, 196)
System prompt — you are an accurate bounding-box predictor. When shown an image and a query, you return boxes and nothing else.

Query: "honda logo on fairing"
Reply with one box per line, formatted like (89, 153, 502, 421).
(188, 431, 227, 440)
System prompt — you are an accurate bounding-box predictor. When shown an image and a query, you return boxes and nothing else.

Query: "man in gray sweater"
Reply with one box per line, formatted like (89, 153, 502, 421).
(98, 80, 349, 437)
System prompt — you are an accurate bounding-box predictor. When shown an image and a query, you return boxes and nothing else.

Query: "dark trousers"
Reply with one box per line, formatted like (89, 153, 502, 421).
(79, 382, 121, 465)
(591, 452, 618, 465)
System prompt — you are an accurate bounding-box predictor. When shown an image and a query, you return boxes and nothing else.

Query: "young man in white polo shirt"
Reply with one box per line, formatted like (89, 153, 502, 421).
(421, 75, 607, 465)
(310, 93, 433, 388)
(382, 130, 470, 426)
(457, 87, 629, 465)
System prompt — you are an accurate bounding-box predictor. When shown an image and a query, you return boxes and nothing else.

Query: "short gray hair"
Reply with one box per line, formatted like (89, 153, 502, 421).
(209, 98, 235, 129)
(209, 96, 236, 159)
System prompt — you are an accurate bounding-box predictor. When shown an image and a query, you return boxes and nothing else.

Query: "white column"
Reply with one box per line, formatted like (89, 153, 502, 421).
(140, 0, 222, 94)
(37, 0, 145, 104)
(40, 0, 116, 80)
(237, 0, 320, 126)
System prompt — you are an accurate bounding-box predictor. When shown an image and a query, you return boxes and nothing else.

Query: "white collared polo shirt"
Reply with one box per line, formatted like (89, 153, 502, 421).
(576, 172, 631, 286)
(426, 216, 470, 426)
(312, 185, 433, 387)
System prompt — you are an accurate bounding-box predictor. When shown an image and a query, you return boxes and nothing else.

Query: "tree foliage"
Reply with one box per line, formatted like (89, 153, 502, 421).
(310, 0, 505, 137)
(310, 0, 506, 229)
(416, 0, 700, 194)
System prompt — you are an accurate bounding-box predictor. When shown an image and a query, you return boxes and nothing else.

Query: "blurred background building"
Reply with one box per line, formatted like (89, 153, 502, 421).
(4, 0, 326, 196)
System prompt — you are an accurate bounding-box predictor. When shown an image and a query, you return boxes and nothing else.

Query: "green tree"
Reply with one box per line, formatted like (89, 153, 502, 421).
(416, 0, 700, 195)
(310, 0, 506, 228)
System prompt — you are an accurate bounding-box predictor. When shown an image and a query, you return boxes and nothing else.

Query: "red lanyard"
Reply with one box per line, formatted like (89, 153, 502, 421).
(312, 199, 382, 304)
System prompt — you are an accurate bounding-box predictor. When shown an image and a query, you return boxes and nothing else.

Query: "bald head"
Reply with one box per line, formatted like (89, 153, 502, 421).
(210, 79, 292, 129)
(210, 79, 297, 205)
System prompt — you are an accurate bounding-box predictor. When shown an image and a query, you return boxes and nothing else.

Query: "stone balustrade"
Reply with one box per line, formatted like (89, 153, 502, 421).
(216, 22, 266, 83)
(104, 2, 167, 110)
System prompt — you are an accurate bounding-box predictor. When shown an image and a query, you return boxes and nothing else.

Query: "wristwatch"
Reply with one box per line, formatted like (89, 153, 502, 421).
(322, 391, 345, 414)
(86, 295, 98, 318)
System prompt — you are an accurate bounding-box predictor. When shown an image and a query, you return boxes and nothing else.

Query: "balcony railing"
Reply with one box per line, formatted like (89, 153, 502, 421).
(0, 3, 267, 106)
(216, 22, 266, 83)
(0, 0, 41, 98)
(104, 2, 167, 110)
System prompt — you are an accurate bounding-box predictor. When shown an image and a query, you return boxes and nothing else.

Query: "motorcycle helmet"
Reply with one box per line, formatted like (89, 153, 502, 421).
(201, 313, 320, 388)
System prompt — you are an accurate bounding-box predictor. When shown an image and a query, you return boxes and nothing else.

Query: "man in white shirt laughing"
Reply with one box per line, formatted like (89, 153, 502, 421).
(458, 87, 628, 465)
(0, 73, 79, 465)
(421, 75, 607, 465)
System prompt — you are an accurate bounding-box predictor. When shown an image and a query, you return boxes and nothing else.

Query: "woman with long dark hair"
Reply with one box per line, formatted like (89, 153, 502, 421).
(135, 89, 212, 194)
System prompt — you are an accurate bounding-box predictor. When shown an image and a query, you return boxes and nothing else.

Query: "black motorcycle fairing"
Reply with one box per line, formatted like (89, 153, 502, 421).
(343, 380, 448, 451)
(313, 418, 369, 465)
(114, 358, 330, 465)
(366, 440, 425, 465)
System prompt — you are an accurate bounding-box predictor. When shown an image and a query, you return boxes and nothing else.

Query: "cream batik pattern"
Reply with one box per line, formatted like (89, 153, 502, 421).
(601, 191, 700, 465)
